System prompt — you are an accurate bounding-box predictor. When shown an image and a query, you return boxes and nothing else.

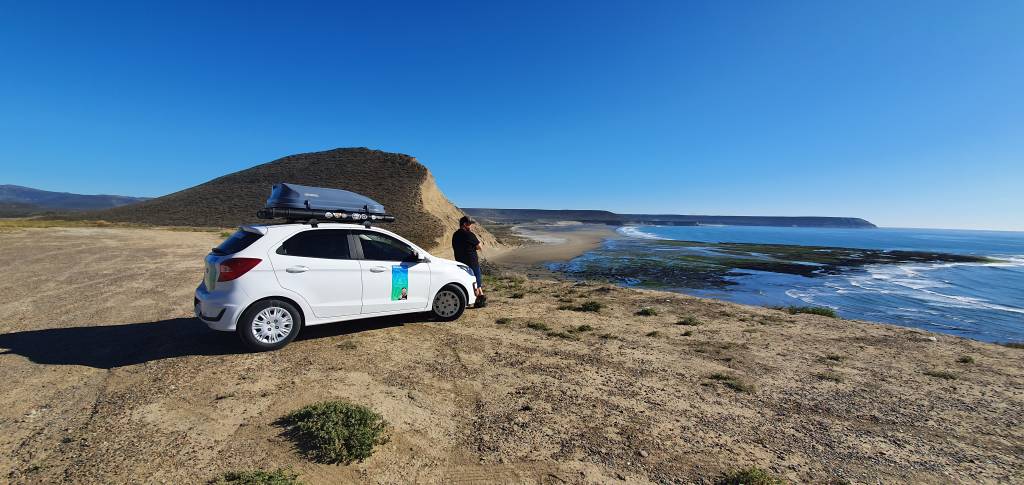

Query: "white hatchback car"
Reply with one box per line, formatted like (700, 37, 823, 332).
(195, 223, 478, 351)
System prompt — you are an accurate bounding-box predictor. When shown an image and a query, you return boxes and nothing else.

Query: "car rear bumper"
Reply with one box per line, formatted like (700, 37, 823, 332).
(195, 286, 243, 332)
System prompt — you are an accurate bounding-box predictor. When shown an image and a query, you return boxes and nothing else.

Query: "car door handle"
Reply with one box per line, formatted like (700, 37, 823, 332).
(369, 266, 387, 273)
(286, 266, 309, 273)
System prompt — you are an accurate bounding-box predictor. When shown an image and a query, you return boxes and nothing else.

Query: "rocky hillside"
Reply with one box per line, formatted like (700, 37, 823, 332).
(82, 148, 497, 254)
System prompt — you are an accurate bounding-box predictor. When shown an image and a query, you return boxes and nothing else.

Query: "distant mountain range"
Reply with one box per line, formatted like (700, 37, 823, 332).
(463, 208, 876, 228)
(0, 185, 149, 216)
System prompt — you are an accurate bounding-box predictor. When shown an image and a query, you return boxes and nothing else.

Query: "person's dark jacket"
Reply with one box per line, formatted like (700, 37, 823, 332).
(452, 229, 480, 267)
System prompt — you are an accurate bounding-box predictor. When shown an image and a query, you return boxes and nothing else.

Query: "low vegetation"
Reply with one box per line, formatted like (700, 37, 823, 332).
(546, 330, 578, 340)
(716, 467, 786, 485)
(526, 321, 551, 331)
(559, 300, 605, 312)
(772, 305, 838, 318)
(923, 370, 957, 380)
(495, 317, 511, 325)
(956, 355, 975, 364)
(1002, 342, 1024, 349)
(509, 292, 525, 299)
(646, 330, 661, 337)
(815, 371, 843, 383)
(210, 469, 301, 485)
(681, 330, 693, 336)
(280, 401, 388, 465)
(824, 354, 844, 362)
(635, 307, 658, 316)
(707, 373, 755, 393)
(676, 316, 702, 326)
(569, 324, 593, 333)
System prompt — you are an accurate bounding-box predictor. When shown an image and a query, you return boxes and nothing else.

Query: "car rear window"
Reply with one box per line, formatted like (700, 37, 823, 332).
(212, 230, 263, 255)
(277, 230, 351, 259)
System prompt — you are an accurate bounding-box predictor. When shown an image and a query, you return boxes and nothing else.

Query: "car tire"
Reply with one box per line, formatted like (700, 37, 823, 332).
(431, 285, 466, 321)
(237, 299, 302, 351)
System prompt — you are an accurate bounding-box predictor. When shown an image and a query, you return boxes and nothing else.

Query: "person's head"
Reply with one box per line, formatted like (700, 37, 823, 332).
(459, 216, 475, 231)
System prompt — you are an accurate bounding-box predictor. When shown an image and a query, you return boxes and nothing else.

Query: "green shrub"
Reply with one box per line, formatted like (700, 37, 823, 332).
(546, 331, 578, 340)
(578, 301, 604, 312)
(676, 316, 702, 326)
(773, 306, 837, 318)
(716, 467, 785, 485)
(636, 307, 658, 316)
(281, 401, 388, 464)
(211, 469, 301, 485)
(526, 322, 550, 331)
(956, 355, 975, 364)
(923, 369, 957, 380)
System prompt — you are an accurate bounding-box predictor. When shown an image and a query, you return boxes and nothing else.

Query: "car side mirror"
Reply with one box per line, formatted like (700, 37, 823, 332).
(408, 251, 429, 263)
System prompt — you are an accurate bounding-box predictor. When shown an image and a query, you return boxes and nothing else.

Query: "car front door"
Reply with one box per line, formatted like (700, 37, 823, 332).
(353, 231, 431, 314)
(268, 229, 363, 318)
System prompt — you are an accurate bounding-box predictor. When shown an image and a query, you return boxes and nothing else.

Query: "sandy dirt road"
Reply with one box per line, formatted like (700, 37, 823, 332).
(1, 227, 1022, 484)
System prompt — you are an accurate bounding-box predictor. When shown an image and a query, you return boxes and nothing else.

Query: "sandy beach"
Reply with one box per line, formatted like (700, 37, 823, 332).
(488, 223, 618, 267)
(1, 226, 1022, 484)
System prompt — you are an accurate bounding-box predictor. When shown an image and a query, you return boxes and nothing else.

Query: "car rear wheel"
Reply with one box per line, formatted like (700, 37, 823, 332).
(238, 299, 302, 351)
(431, 285, 466, 321)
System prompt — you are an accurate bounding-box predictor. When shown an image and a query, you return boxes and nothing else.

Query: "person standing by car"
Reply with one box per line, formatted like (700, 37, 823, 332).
(452, 216, 485, 304)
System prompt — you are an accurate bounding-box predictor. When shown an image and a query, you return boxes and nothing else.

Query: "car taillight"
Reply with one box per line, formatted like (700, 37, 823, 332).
(217, 258, 262, 282)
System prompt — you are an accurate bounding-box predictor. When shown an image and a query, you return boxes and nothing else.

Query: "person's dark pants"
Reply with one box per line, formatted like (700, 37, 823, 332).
(471, 264, 483, 289)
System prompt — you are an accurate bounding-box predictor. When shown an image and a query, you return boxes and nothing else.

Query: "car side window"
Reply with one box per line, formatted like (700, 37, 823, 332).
(357, 232, 416, 261)
(276, 230, 351, 259)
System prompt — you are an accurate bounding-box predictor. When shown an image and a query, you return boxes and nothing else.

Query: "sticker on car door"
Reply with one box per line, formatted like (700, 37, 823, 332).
(391, 265, 409, 300)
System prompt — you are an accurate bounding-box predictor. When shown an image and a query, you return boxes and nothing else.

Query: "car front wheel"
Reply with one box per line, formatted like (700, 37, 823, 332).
(237, 299, 302, 351)
(431, 285, 466, 321)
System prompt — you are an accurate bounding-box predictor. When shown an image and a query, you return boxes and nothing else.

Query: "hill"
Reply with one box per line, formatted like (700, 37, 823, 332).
(0, 185, 147, 215)
(80, 148, 497, 254)
(465, 208, 876, 228)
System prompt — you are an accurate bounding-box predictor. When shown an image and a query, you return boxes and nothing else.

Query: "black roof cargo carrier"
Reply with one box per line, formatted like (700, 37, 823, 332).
(256, 183, 395, 227)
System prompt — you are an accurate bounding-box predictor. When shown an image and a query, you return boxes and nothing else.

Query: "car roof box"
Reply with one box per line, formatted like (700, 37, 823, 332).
(257, 183, 395, 226)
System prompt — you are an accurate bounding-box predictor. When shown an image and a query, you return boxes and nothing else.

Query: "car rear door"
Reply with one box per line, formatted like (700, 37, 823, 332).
(268, 229, 363, 318)
(352, 231, 431, 314)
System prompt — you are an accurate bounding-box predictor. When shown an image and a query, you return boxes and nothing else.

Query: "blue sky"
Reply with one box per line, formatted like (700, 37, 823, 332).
(2, 1, 1022, 230)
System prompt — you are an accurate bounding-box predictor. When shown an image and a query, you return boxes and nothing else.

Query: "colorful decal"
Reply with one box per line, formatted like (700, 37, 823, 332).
(391, 265, 409, 300)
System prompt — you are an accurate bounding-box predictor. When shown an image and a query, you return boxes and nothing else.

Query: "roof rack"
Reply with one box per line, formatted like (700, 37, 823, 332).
(256, 206, 396, 228)
(256, 183, 396, 228)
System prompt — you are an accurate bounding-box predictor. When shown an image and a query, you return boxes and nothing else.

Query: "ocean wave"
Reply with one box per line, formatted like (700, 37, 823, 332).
(617, 226, 663, 240)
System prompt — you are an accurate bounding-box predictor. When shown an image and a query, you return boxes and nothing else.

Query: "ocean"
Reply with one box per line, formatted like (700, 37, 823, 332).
(552, 225, 1024, 343)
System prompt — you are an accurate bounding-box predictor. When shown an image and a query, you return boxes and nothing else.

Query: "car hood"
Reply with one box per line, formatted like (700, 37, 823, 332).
(430, 256, 465, 267)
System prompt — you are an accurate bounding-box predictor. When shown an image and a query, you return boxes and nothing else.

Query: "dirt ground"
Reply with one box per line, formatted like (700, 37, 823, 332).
(1, 227, 1022, 484)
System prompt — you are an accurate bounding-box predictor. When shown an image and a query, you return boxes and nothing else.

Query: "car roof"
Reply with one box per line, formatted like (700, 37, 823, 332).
(241, 223, 418, 246)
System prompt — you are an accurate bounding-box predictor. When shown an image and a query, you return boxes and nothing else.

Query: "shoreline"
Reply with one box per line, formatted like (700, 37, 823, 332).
(487, 223, 619, 267)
